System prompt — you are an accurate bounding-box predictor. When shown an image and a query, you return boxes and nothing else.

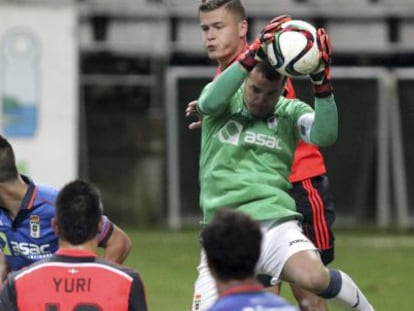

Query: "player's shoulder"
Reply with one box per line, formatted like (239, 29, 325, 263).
(211, 292, 297, 311)
(94, 257, 142, 280)
(35, 183, 58, 199)
(8, 255, 53, 280)
(261, 292, 298, 310)
(19, 176, 57, 214)
(32, 182, 58, 210)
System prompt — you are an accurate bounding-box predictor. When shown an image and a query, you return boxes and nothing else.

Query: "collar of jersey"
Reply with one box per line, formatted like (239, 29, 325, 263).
(7, 175, 37, 227)
(219, 282, 264, 298)
(56, 248, 97, 258)
(20, 174, 36, 211)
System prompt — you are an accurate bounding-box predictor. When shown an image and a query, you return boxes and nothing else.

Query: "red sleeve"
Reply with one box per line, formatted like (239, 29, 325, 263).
(98, 215, 114, 247)
(284, 79, 327, 181)
(283, 78, 296, 99)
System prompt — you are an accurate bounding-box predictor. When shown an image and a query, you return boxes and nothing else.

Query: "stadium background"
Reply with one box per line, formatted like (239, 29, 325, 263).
(0, 0, 412, 228)
(1, 0, 412, 229)
(78, 0, 414, 230)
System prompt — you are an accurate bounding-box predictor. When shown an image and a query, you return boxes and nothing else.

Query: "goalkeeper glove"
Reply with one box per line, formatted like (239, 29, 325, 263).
(310, 28, 333, 98)
(239, 15, 292, 71)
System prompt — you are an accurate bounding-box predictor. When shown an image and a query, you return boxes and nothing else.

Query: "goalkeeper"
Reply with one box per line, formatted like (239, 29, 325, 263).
(186, 2, 336, 310)
(191, 18, 375, 311)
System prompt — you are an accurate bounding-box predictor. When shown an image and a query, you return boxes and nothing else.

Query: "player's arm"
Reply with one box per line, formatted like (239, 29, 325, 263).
(297, 97, 337, 147)
(298, 28, 338, 147)
(0, 275, 18, 311)
(197, 63, 247, 116)
(98, 216, 132, 264)
(128, 272, 148, 311)
(102, 224, 132, 264)
(0, 251, 9, 286)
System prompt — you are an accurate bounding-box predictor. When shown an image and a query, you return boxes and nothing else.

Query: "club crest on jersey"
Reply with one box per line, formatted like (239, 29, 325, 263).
(267, 116, 278, 129)
(30, 215, 40, 238)
(193, 293, 202, 311)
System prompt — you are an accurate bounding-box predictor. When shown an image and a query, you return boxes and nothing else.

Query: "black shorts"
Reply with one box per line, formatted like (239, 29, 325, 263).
(289, 174, 336, 265)
(256, 174, 336, 288)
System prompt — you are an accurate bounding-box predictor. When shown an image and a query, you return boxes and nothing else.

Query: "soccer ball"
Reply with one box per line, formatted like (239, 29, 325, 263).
(266, 20, 321, 77)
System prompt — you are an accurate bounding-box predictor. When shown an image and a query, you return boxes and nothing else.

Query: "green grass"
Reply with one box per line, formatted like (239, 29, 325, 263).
(123, 228, 200, 311)
(121, 228, 414, 311)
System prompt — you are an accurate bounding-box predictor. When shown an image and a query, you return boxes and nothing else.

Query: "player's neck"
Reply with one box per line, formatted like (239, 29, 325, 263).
(217, 57, 236, 71)
(0, 176, 28, 218)
(216, 277, 259, 296)
(217, 42, 247, 71)
(59, 239, 99, 253)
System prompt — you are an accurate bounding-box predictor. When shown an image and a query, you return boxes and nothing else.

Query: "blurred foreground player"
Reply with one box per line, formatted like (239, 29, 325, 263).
(0, 179, 147, 311)
(201, 209, 297, 311)
(0, 134, 131, 286)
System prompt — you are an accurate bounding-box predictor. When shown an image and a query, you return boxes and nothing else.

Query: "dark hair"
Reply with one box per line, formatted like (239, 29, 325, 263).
(255, 60, 286, 83)
(0, 135, 19, 182)
(201, 209, 262, 281)
(55, 180, 103, 245)
(199, 0, 246, 21)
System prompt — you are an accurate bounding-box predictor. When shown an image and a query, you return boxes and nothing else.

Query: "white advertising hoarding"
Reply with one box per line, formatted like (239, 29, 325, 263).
(0, 4, 78, 188)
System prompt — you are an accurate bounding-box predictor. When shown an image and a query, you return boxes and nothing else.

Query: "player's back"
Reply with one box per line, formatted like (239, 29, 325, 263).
(0, 249, 147, 311)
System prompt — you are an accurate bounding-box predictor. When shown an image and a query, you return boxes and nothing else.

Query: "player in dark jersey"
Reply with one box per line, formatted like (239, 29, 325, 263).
(185, 1, 336, 310)
(0, 179, 147, 311)
(201, 209, 297, 311)
(0, 135, 132, 285)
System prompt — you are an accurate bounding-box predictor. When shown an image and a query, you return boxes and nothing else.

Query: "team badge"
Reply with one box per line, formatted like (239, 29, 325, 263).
(267, 116, 278, 129)
(30, 215, 40, 238)
(193, 293, 202, 311)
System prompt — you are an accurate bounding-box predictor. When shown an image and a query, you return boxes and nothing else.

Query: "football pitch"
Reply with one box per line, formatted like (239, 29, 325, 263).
(121, 227, 414, 311)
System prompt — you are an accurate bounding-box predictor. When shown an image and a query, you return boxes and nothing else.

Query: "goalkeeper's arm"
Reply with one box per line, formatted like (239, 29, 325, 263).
(198, 63, 247, 117)
(298, 27, 337, 147)
(297, 96, 338, 147)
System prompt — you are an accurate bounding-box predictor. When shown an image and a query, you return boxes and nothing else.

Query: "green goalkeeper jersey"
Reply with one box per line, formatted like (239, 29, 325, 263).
(198, 63, 337, 223)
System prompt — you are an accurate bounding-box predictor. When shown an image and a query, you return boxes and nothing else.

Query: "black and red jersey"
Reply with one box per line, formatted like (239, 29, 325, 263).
(0, 248, 147, 311)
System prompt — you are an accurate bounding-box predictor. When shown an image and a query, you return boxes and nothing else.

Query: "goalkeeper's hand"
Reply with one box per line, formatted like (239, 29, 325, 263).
(239, 15, 292, 71)
(310, 28, 333, 98)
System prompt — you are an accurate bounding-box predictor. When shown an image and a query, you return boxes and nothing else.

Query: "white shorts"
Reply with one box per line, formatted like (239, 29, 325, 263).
(191, 220, 317, 311)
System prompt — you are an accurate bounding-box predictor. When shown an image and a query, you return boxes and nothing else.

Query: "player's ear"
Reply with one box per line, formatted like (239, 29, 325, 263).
(51, 217, 59, 235)
(98, 216, 104, 232)
(239, 19, 248, 39)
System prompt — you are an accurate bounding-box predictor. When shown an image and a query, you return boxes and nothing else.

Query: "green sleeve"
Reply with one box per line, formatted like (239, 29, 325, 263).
(309, 95, 338, 147)
(198, 63, 247, 116)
